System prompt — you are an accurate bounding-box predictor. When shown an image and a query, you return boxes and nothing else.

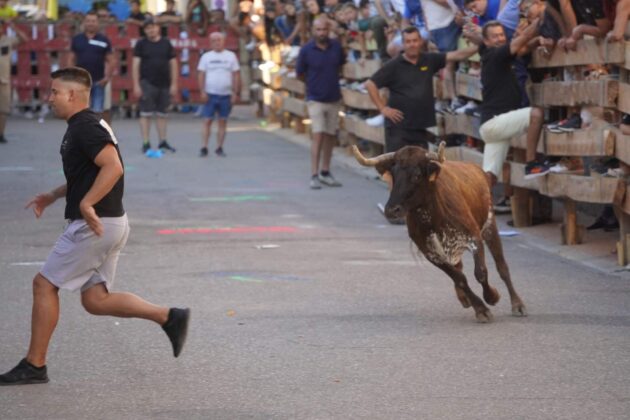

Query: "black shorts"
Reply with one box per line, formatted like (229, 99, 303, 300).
(384, 126, 435, 153)
(139, 80, 170, 117)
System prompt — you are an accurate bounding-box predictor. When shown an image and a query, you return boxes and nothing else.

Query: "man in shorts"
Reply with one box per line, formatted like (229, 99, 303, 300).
(69, 11, 114, 123)
(133, 18, 178, 154)
(197, 32, 240, 157)
(0, 68, 190, 386)
(296, 17, 345, 189)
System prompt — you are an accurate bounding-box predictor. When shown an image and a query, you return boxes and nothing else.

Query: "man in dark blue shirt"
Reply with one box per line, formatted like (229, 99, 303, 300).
(70, 11, 114, 122)
(296, 17, 345, 189)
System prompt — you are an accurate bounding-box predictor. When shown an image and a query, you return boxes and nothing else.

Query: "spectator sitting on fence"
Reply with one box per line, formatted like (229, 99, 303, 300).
(423, 0, 461, 53)
(463, 19, 539, 207)
(340, 3, 368, 61)
(0, 20, 27, 144)
(520, 0, 570, 179)
(127, 0, 147, 25)
(186, 0, 210, 35)
(0, 0, 17, 20)
(132, 18, 178, 154)
(607, 0, 630, 42)
(69, 11, 115, 124)
(296, 17, 345, 190)
(275, 0, 302, 46)
(357, 0, 388, 59)
(157, 0, 182, 24)
(558, 0, 612, 50)
(264, 1, 282, 46)
(197, 32, 240, 158)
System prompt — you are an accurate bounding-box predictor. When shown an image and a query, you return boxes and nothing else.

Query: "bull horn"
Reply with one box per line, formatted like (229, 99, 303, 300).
(437, 141, 446, 163)
(351, 145, 395, 167)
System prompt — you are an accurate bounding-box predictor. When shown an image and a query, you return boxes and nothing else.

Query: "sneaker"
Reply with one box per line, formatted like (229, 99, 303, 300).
(158, 140, 176, 153)
(524, 161, 551, 179)
(199, 147, 208, 157)
(493, 197, 511, 214)
(365, 114, 385, 127)
(162, 307, 191, 358)
(0, 135, 6, 144)
(319, 172, 342, 187)
(455, 100, 477, 115)
(587, 216, 619, 231)
(215, 147, 226, 157)
(558, 113, 582, 132)
(310, 175, 322, 189)
(0, 358, 49, 386)
(142, 141, 151, 153)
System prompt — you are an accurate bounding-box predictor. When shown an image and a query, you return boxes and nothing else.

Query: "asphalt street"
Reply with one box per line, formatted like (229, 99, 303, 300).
(0, 110, 629, 420)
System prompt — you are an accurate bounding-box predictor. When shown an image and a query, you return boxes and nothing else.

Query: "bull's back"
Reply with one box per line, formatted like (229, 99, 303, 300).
(437, 161, 492, 223)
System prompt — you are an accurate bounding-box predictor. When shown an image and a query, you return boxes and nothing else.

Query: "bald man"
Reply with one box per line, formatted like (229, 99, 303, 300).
(296, 17, 345, 189)
(197, 32, 240, 157)
(0, 68, 190, 386)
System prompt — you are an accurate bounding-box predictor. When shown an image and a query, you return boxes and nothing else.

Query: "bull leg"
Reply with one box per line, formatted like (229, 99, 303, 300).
(453, 261, 471, 308)
(431, 260, 493, 323)
(472, 239, 500, 306)
(482, 221, 527, 316)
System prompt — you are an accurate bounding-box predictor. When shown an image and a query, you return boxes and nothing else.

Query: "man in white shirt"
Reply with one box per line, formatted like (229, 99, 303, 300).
(197, 32, 241, 157)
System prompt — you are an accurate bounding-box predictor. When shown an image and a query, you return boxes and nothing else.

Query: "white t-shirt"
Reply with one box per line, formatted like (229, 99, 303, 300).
(197, 49, 240, 96)
(421, 0, 457, 31)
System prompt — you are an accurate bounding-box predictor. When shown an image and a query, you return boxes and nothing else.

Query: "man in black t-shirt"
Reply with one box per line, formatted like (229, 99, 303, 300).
(133, 19, 178, 154)
(0, 68, 190, 386)
(560, 0, 611, 50)
(365, 27, 477, 153)
(474, 20, 539, 188)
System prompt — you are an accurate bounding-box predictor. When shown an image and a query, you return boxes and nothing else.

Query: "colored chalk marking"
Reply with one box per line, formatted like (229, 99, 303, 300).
(229, 276, 264, 283)
(189, 195, 271, 203)
(0, 166, 33, 171)
(9, 261, 45, 266)
(157, 226, 298, 235)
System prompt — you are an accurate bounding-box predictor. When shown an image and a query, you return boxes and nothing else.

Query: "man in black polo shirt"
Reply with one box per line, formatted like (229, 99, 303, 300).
(365, 26, 478, 153)
(0, 68, 190, 386)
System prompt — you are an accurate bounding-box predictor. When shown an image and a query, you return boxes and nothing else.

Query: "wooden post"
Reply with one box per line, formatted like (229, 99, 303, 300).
(561, 198, 584, 245)
(510, 149, 533, 227)
(614, 207, 630, 266)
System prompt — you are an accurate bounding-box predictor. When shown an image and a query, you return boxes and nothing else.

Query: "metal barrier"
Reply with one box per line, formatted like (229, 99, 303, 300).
(12, 21, 240, 107)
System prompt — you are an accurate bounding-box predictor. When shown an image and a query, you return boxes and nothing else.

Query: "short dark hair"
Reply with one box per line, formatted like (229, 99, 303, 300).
(482, 20, 504, 39)
(402, 26, 420, 39)
(464, 0, 475, 4)
(51, 67, 92, 89)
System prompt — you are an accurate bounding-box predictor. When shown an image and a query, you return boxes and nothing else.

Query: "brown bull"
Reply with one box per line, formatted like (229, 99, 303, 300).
(353, 142, 526, 322)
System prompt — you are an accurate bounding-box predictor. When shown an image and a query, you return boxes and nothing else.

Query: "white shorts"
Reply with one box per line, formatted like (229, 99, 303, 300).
(40, 215, 130, 293)
(307, 100, 340, 135)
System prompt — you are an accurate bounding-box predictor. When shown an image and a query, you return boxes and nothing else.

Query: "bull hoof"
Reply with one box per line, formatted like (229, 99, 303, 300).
(512, 302, 527, 317)
(483, 287, 500, 306)
(475, 308, 493, 323)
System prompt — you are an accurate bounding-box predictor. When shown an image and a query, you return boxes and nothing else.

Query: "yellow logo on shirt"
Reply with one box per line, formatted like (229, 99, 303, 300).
(419, 66, 428, 71)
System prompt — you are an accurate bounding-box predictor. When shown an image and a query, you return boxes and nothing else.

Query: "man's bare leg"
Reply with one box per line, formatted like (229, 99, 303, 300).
(217, 119, 228, 150)
(202, 118, 213, 149)
(140, 116, 151, 144)
(156, 116, 168, 141)
(311, 132, 323, 176)
(81, 283, 169, 324)
(526, 107, 544, 162)
(320, 133, 335, 173)
(25, 274, 60, 367)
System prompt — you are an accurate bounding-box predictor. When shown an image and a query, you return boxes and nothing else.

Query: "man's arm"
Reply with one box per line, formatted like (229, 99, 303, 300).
(132, 56, 142, 98)
(609, 0, 630, 42)
(232, 70, 241, 103)
(365, 79, 403, 123)
(169, 57, 178, 100)
(25, 184, 67, 218)
(100, 51, 115, 86)
(197, 69, 207, 100)
(446, 45, 479, 62)
(80, 144, 124, 236)
(509, 18, 540, 55)
(374, 0, 392, 23)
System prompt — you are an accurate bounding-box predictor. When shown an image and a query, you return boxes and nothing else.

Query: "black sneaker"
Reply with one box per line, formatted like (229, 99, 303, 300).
(0, 358, 49, 386)
(558, 113, 582, 132)
(493, 197, 511, 214)
(524, 161, 551, 179)
(215, 147, 226, 157)
(158, 140, 176, 153)
(199, 147, 208, 157)
(162, 308, 191, 358)
(142, 141, 151, 153)
(0, 135, 7, 144)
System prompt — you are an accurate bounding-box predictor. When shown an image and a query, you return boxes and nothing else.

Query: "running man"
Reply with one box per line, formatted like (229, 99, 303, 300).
(0, 68, 190, 386)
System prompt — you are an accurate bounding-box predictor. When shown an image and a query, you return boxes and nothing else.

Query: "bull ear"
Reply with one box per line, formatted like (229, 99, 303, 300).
(375, 158, 394, 176)
(427, 161, 441, 182)
(381, 171, 393, 191)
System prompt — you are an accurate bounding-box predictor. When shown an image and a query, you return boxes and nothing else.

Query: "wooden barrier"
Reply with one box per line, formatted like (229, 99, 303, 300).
(528, 79, 618, 108)
(280, 75, 305, 95)
(341, 87, 378, 110)
(344, 114, 384, 145)
(342, 60, 381, 79)
(455, 73, 482, 101)
(531, 38, 625, 68)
